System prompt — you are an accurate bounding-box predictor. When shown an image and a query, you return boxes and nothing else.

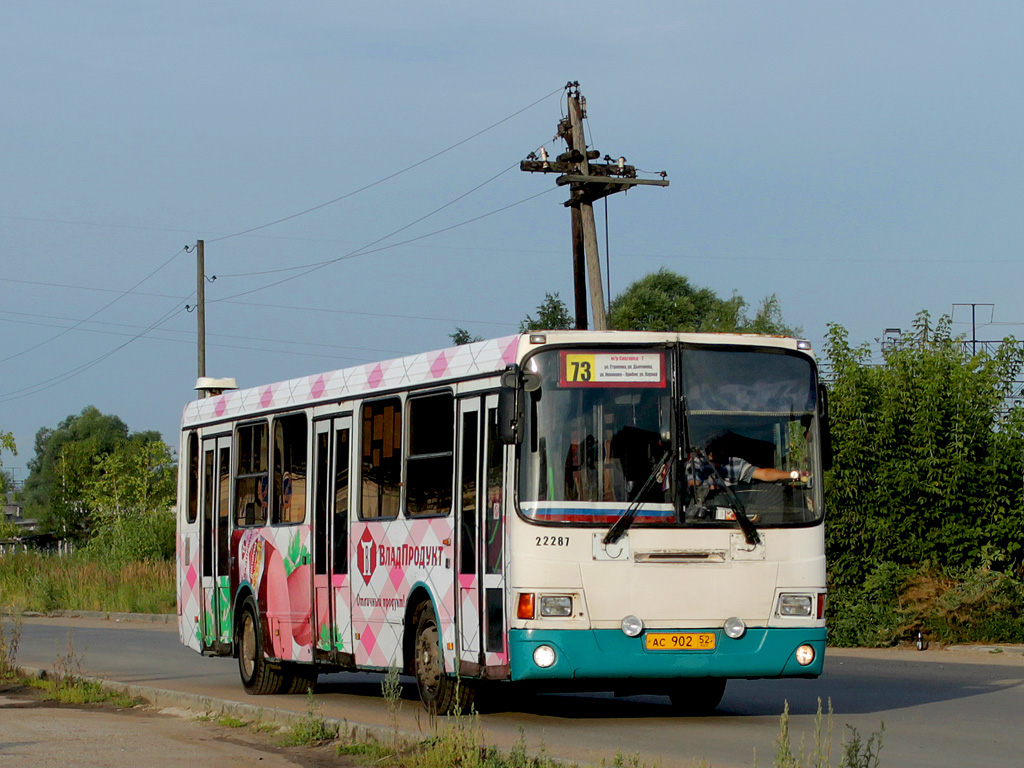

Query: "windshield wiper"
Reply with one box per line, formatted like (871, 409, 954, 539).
(603, 447, 673, 546)
(686, 449, 761, 547)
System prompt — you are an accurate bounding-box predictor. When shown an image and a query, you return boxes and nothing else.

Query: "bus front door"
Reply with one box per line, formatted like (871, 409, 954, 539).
(312, 417, 354, 664)
(456, 395, 508, 677)
(200, 435, 232, 654)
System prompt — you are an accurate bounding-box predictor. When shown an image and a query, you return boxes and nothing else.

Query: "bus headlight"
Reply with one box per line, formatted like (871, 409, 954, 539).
(723, 616, 746, 639)
(778, 594, 814, 617)
(533, 645, 556, 668)
(795, 644, 816, 666)
(621, 615, 644, 637)
(540, 595, 573, 617)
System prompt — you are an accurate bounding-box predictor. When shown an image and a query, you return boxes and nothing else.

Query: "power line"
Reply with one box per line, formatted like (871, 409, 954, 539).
(216, 155, 533, 278)
(206, 86, 563, 244)
(0, 310, 414, 356)
(0, 277, 516, 326)
(0, 246, 187, 367)
(213, 187, 557, 303)
(0, 302, 191, 402)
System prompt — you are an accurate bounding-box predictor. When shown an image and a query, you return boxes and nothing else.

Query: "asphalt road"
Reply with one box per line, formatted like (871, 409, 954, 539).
(11, 616, 1024, 767)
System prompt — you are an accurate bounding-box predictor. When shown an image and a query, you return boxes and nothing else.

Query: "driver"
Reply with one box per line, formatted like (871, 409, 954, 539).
(689, 434, 807, 488)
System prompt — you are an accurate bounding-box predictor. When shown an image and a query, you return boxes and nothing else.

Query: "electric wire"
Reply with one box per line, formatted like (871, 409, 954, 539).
(0, 278, 515, 326)
(0, 246, 187, 367)
(206, 86, 563, 244)
(0, 301, 191, 402)
(215, 154, 534, 278)
(213, 187, 558, 303)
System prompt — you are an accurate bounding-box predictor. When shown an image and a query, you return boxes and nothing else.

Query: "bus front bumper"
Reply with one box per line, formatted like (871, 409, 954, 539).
(508, 627, 826, 682)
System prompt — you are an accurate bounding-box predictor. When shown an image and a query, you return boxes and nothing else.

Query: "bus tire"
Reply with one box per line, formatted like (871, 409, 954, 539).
(237, 600, 293, 695)
(412, 602, 474, 715)
(668, 678, 727, 715)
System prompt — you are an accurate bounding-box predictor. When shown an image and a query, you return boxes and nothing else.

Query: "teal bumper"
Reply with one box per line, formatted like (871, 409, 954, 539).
(508, 627, 826, 681)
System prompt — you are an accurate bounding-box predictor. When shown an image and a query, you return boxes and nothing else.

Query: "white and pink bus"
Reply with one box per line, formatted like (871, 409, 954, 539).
(177, 330, 829, 713)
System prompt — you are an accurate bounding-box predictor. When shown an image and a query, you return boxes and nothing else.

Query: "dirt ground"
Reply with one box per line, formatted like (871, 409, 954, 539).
(0, 681, 358, 768)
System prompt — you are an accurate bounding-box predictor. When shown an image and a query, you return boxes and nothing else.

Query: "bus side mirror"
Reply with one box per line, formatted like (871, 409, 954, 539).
(818, 383, 833, 472)
(498, 366, 524, 445)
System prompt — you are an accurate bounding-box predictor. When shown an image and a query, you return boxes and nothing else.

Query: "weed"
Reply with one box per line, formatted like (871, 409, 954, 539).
(0, 613, 23, 678)
(769, 700, 882, 768)
(216, 714, 248, 728)
(278, 688, 338, 746)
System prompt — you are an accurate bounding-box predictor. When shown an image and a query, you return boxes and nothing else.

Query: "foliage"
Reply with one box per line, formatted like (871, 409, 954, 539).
(520, 291, 574, 332)
(82, 440, 176, 563)
(0, 552, 174, 613)
(771, 699, 883, 768)
(0, 614, 22, 679)
(829, 564, 1024, 647)
(0, 427, 15, 496)
(279, 689, 338, 746)
(607, 268, 800, 335)
(450, 327, 483, 346)
(824, 313, 1024, 592)
(22, 406, 163, 539)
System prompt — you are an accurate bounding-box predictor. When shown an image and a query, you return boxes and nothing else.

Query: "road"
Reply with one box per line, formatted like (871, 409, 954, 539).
(11, 616, 1024, 767)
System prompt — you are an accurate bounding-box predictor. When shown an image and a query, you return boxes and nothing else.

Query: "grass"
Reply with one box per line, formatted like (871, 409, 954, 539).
(0, 551, 174, 614)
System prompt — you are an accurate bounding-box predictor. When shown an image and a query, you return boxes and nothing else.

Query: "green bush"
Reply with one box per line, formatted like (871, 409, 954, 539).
(828, 562, 1024, 647)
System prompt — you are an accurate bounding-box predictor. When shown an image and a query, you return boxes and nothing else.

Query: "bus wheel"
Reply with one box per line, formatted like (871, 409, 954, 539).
(237, 600, 293, 695)
(413, 603, 474, 715)
(668, 678, 726, 715)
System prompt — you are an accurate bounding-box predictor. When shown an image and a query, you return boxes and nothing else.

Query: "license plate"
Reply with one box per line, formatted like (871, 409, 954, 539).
(644, 632, 716, 651)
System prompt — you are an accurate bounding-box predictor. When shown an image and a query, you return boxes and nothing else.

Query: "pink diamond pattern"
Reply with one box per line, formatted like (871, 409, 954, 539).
(501, 337, 518, 365)
(214, 396, 228, 417)
(367, 363, 385, 389)
(260, 386, 274, 408)
(311, 375, 326, 399)
(430, 351, 449, 378)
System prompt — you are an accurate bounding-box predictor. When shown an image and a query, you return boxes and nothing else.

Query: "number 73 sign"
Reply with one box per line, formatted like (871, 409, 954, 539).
(559, 351, 665, 388)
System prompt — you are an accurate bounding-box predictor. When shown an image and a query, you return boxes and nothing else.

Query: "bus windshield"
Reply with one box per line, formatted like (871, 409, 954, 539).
(518, 345, 823, 528)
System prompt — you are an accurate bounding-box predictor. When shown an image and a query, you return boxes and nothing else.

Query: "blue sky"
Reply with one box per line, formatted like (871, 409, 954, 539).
(2, 2, 1023, 480)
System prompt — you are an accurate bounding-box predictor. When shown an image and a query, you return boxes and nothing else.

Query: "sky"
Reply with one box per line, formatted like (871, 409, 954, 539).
(2, 2, 1023, 481)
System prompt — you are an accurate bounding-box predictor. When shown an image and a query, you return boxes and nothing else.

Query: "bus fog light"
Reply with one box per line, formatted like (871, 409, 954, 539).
(795, 644, 815, 666)
(621, 615, 644, 637)
(778, 594, 813, 617)
(723, 617, 746, 639)
(540, 595, 573, 617)
(533, 645, 556, 668)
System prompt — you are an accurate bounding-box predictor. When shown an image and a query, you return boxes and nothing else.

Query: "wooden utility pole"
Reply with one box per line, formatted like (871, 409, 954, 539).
(196, 239, 206, 382)
(521, 82, 668, 330)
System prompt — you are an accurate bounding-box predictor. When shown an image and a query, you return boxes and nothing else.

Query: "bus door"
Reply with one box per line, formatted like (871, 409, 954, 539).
(457, 395, 508, 675)
(312, 417, 353, 662)
(200, 435, 232, 653)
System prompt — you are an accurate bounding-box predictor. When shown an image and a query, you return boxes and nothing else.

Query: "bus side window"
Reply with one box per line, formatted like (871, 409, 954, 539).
(459, 409, 478, 575)
(235, 422, 268, 526)
(333, 428, 349, 573)
(272, 414, 307, 525)
(406, 392, 454, 517)
(484, 406, 502, 574)
(361, 398, 402, 519)
(186, 432, 199, 524)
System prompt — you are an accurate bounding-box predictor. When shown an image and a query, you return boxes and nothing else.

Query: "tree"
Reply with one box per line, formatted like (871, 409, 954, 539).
(607, 268, 799, 335)
(0, 426, 14, 497)
(520, 292, 574, 332)
(21, 406, 163, 539)
(449, 327, 483, 346)
(824, 312, 1024, 589)
(84, 440, 177, 562)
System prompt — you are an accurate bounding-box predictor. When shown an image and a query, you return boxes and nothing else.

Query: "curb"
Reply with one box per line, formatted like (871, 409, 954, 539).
(8, 610, 176, 624)
(15, 664, 427, 748)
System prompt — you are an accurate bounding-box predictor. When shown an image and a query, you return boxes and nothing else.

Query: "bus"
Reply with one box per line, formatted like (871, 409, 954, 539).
(176, 330, 829, 713)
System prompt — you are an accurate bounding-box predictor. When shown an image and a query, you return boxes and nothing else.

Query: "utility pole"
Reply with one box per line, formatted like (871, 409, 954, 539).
(196, 239, 206, 382)
(522, 82, 668, 329)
